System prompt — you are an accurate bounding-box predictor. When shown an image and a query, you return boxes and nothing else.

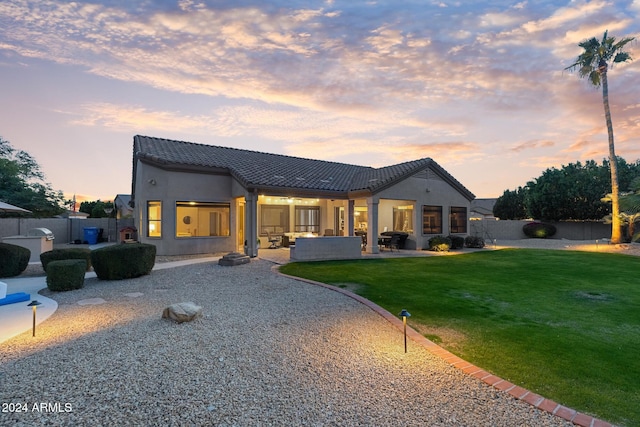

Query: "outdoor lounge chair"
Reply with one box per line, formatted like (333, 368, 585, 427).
(267, 231, 280, 249)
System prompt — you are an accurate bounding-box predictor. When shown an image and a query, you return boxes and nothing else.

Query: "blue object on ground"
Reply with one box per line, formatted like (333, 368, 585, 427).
(83, 227, 99, 245)
(0, 292, 30, 306)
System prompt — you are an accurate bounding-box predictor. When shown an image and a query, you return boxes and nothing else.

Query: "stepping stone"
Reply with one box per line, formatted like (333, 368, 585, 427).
(124, 292, 144, 298)
(218, 252, 250, 266)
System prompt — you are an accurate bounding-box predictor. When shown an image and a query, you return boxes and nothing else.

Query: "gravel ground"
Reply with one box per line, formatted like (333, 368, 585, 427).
(0, 255, 575, 426)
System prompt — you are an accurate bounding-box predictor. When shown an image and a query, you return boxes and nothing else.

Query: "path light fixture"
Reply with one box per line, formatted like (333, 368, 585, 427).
(27, 300, 42, 337)
(399, 309, 411, 353)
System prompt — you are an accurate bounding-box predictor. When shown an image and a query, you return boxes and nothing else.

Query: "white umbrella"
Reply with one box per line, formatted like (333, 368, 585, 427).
(0, 201, 31, 213)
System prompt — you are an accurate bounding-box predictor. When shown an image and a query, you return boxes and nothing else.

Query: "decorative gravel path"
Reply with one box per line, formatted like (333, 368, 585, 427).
(3, 239, 632, 426)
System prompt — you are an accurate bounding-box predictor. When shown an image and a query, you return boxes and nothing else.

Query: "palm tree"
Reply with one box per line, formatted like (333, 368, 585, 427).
(565, 30, 635, 244)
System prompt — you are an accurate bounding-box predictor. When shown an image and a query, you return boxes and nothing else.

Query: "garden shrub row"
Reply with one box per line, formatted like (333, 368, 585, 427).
(0, 242, 30, 278)
(426, 235, 486, 252)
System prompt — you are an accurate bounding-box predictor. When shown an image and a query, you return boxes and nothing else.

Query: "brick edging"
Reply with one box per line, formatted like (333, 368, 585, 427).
(274, 266, 613, 427)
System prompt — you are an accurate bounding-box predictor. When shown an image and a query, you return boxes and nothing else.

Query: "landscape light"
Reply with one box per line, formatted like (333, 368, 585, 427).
(399, 309, 411, 353)
(27, 300, 42, 337)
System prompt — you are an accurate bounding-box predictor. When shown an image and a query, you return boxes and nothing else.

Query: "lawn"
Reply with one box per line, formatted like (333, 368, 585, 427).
(279, 249, 640, 426)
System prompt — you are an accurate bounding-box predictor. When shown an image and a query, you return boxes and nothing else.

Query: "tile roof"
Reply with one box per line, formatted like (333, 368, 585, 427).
(133, 135, 474, 200)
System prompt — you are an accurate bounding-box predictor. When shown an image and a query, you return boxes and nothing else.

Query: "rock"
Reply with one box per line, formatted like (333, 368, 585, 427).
(162, 302, 202, 323)
(218, 252, 250, 266)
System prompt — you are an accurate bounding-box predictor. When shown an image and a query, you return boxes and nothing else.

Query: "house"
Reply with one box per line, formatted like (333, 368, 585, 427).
(131, 135, 475, 256)
(471, 198, 497, 220)
(114, 194, 134, 219)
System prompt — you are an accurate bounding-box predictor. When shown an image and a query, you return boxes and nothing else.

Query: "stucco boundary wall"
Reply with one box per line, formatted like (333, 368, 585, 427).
(0, 218, 135, 244)
(470, 219, 611, 241)
(290, 236, 362, 261)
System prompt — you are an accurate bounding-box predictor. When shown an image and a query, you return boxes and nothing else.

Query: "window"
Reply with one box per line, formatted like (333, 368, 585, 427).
(422, 205, 442, 234)
(393, 205, 414, 232)
(354, 207, 368, 231)
(260, 205, 289, 235)
(450, 206, 467, 234)
(148, 201, 162, 237)
(295, 206, 320, 233)
(176, 201, 230, 237)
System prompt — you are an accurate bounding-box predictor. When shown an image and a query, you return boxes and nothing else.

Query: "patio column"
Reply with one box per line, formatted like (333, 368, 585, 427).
(347, 200, 355, 236)
(245, 190, 258, 257)
(367, 198, 379, 254)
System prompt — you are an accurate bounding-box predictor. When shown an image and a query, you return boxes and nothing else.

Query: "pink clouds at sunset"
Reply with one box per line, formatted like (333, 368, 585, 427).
(0, 0, 638, 200)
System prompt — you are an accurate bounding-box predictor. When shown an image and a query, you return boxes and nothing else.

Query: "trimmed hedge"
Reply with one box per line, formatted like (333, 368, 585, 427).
(0, 242, 30, 278)
(41, 248, 92, 272)
(428, 236, 451, 252)
(448, 235, 465, 250)
(46, 259, 86, 291)
(90, 243, 156, 280)
(523, 222, 557, 239)
(464, 236, 486, 248)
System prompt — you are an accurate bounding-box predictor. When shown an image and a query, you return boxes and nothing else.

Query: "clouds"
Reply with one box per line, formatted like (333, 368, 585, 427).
(0, 0, 639, 198)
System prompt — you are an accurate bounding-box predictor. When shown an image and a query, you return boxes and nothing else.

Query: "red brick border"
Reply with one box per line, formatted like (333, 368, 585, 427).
(276, 267, 613, 427)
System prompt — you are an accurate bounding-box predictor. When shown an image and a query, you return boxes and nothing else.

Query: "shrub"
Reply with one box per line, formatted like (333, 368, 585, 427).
(0, 242, 30, 278)
(464, 236, 486, 248)
(448, 235, 465, 250)
(523, 222, 557, 239)
(91, 243, 156, 280)
(41, 248, 92, 272)
(46, 259, 86, 291)
(428, 236, 451, 252)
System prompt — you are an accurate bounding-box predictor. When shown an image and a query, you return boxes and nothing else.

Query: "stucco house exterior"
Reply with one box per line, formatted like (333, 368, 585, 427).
(131, 135, 475, 256)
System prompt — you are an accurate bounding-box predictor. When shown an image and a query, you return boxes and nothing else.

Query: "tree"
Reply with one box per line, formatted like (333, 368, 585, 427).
(79, 200, 114, 218)
(565, 30, 635, 243)
(493, 187, 527, 219)
(0, 136, 65, 217)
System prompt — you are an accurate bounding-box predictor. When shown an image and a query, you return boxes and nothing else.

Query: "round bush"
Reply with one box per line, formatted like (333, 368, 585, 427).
(41, 248, 92, 272)
(428, 236, 451, 252)
(46, 259, 86, 291)
(523, 222, 557, 239)
(0, 242, 30, 278)
(448, 235, 465, 250)
(464, 236, 486, 248)
(90, 243, 156, 280)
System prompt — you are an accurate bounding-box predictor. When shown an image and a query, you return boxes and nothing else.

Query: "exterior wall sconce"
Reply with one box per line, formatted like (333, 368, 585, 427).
(399, 308, 411, 353)
(27, 300, 42, 337)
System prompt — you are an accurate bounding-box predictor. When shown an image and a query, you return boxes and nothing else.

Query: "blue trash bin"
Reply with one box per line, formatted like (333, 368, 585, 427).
(83, 227, 99, 245)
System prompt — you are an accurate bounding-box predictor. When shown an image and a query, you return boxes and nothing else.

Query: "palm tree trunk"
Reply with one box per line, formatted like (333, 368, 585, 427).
(601, 69, 622, 243)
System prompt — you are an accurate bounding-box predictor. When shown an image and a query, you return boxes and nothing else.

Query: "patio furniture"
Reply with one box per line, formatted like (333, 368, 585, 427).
(380, 231, 409, 249)
(382, 234, 401, 251)
(267, 231, 280, 249)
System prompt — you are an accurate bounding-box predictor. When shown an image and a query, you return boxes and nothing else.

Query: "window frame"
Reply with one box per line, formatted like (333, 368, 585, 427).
(175, 201, 231, 238)
(422, 205, 443, 234)
(147, 200, 162, 238)
(449, 206, 468, 234)
(294, 205, 320, 233)
(260, 204, 289, 236)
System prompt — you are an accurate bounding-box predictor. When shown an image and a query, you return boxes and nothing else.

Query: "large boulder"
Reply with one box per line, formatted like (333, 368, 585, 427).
(218, 252, 250, 266)
(162, 302, 203, 323)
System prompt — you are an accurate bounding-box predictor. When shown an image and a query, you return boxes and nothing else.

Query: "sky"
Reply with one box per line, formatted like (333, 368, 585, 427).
(1, 0, 639, 205)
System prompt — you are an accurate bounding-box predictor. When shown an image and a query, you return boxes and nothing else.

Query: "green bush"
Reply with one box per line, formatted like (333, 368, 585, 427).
(448, 235, 465, 250)
(0, 242, 30, 278)
(46, 259, 86, 291)
(41, 248, 92, 272)
(427, 236, 451, 252)
(464, 236, 486, 248)
(523, 222, 557, 238)
(91, 243, 156, 280)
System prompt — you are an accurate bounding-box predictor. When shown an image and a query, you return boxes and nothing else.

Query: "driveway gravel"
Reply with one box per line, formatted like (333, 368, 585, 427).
(0, 256, 575, 426)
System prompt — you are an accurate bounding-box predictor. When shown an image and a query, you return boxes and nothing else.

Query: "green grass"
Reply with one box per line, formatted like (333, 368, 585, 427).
(280, 249, 640, 426)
